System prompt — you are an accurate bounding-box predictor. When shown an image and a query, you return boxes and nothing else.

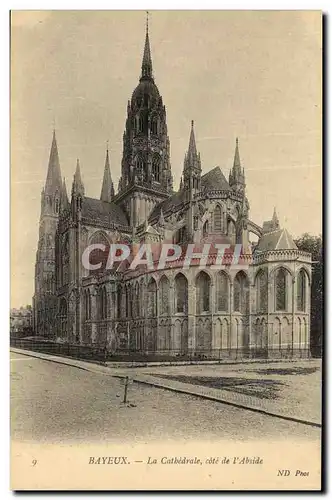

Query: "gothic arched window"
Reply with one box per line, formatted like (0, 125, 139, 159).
(125, 286, 132, 318)
(297, 269, 306, 312)
(275, 268, 287, 311)
(175, 273, 188, 314)
(117, 285, 122, 319)
(134, 282, 140, 317)
(61, 234, 69, 286)
(234, 271, 249, 314)
(151, 117, 158, 135)
(137, 114, 144, 133)
(256, 269, 268, 313)
(203, 221, 209, 237)
(59, 298, 67, 338)
(152, 155, 161, 183)
(216, 271, 229, 311)
(214, 205, 223, 231)
(196, 271, 210, 313)
(87, 290, 91, 320)
(174, 226, 186, 244)
(147, 278, 157, 317)
(160, 276, 170, 315)
(84, 290, 91, 320)
(98, 287, 107, 320)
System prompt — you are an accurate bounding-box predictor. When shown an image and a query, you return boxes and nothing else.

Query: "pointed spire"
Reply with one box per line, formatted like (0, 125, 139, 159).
(183, 120, 201, 177)
(45, 130, 62, 195)
(141, 11, 153, 79)
(233, 137, 241, 172)
(100, 145, 115, 202)
(60, 177, 69, 211)
(229, 137, 245, 191)
(188, 120, 197, 159)
(72, 158, 85, 197)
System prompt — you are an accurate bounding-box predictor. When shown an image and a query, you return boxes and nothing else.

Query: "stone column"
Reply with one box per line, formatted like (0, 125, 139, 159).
(90, 286, 98, 344)
(229, 282, 234, 356)
(210, 281, 215, 353)
(249, 283, 255, 358)
(307, 275, 311, 357)
(291, 276, 296, 357)
(169, 282, 175, 353)
(187, 283, 196, 352)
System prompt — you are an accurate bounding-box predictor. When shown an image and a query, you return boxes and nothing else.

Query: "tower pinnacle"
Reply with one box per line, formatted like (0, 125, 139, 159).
(100, 144, 115, 202)
(229, 137, 245, 192)
(45, 129, 62, 195)
(60, 177, 69, 211)
(72, 158, 85, 197)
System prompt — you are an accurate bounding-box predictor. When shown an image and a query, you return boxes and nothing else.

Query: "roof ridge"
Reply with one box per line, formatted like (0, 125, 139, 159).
(275, 228, 285, 249)
(201, 166, 222, 178)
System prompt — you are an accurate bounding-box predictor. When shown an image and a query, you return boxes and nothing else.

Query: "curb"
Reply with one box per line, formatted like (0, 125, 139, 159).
(113, 375, 321, 429)
(11, 348, 321, 429)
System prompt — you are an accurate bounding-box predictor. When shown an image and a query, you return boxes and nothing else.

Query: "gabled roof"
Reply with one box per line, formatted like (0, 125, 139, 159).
(149, 166, 231, 221)
(82, 197, 128, 227)
(201, 166, 231, 191)
(149, 190, 185, 220)
(256, 228, 298, 252)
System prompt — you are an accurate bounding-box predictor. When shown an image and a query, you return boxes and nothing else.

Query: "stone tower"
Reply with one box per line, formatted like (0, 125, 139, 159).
(115, 19, 173, 227)
(33, 130, 62, 337)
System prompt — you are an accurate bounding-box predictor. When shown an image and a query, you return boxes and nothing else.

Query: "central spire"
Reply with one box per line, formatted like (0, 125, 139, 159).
(141, 11, 153, 80)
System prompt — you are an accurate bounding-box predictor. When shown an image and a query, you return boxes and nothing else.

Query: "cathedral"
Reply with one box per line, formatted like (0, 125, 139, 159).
(33, 23, 312, 359)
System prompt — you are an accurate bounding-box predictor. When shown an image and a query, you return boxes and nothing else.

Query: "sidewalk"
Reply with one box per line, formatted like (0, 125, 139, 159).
(11, 347, 321, 428)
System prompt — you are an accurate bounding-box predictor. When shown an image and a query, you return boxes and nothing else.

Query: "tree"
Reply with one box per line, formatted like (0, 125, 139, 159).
(295, 233, 323, 357)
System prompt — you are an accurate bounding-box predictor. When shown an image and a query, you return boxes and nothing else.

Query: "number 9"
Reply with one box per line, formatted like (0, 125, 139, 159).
(32, 459, 37, 466)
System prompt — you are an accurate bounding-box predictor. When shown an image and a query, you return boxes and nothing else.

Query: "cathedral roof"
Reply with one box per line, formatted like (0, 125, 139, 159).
(256, 228, 298, 252)
(201, 166, 231, 191)
(82, 197, 128, 227)
(149, 190, 185, 220)
(149, 166, 231, 221)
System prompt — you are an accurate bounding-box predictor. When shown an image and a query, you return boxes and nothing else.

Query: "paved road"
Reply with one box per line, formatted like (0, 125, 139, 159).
(10, 352, 320, 445)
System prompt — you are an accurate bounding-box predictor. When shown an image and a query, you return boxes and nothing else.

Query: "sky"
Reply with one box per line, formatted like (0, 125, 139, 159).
(11, 10, 322, 307)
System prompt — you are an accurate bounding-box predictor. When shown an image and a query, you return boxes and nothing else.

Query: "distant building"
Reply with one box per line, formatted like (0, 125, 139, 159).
(33, 23, 312, 358)
(10, 306, 33, 336)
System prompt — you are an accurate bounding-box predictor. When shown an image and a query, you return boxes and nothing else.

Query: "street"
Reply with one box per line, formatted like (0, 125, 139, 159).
(11, 351, 320, 445)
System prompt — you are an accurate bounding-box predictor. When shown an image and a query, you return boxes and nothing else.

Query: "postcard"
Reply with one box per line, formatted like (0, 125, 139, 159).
(10, 10, 322, 491)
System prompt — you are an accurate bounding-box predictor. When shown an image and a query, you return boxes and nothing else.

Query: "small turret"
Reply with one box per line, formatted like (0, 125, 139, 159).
(71, 158, 85, 198)
(60, 177, 69, 212)
(182, 120, 202, 194)
(229, 137, 245, 193)
(100, 145, 115, 202)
